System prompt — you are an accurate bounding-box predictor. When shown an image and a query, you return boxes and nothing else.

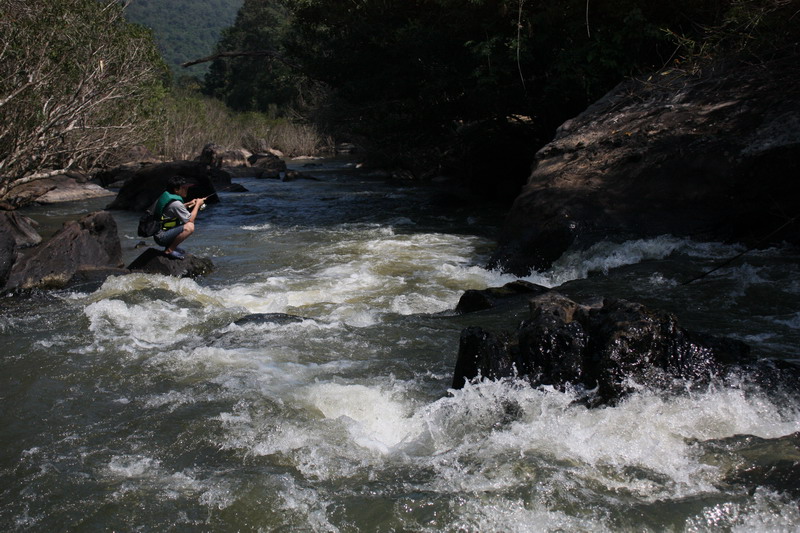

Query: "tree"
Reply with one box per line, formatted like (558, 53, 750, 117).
(202, 0, 313, 115)
(0, 0, 167, 203)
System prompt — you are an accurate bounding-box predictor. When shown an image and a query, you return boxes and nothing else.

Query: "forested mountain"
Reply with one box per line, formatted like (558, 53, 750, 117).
(121, 0, 243, 79)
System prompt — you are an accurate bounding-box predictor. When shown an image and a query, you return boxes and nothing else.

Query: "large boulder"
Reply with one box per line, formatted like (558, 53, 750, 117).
(103, 161, 230, 212)
(452, 292, 754, 405)
(491, 54, 800, 275)
(6, 211, 123, 290)
(127, 248, 213, 278)
(33, 175, 115, 204)
(197, 143, 252, 168)
(0, 212, 42, 248)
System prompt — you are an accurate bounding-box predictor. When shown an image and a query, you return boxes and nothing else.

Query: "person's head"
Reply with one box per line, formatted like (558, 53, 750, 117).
(166, 176, 190, 197)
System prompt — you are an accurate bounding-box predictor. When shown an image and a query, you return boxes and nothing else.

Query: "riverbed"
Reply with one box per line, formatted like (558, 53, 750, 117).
(1, 159, 799, 531)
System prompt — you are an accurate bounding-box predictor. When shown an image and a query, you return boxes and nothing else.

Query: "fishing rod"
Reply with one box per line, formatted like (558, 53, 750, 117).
(682, 214, 799, 285)
(195, 185, 238, 209)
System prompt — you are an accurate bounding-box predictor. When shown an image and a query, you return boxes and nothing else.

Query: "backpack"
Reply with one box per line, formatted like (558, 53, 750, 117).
(137, 199, 177, 237)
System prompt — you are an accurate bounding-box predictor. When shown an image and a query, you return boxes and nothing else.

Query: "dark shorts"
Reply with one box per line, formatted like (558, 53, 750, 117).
(154, 225, 184, 247)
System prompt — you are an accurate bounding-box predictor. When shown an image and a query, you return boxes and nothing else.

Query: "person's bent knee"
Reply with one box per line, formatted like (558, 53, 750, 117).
(183, 222, 195, 234)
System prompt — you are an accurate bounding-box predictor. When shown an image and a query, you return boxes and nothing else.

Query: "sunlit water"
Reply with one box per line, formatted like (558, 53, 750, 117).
(1, 160, 799, 531)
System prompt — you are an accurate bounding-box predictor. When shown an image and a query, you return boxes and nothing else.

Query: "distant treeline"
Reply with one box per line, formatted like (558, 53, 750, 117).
(122, 0, 243, 78)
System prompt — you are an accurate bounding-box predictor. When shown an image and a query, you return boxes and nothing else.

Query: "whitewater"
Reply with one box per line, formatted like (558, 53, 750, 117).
(1, 159, 799, 531)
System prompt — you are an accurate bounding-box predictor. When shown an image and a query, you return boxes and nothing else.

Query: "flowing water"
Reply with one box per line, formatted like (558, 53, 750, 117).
(1, 159, 799, 532)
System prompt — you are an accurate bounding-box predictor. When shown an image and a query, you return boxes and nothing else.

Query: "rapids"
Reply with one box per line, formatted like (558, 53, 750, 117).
(1, 159, 799, 531)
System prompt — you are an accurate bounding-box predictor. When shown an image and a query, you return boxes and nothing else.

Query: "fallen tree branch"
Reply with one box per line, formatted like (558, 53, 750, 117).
(182, 49, 301, 70)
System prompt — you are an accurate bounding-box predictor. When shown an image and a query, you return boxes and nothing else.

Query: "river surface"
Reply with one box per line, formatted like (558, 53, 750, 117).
(2, 159, 799, 531)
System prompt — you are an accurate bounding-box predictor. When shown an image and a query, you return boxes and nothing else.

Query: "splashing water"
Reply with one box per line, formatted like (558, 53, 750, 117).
(2, 161, 799, 531)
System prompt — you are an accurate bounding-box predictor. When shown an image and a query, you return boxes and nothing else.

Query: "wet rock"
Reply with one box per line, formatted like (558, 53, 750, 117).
(452, 292, 754, 405)
(456, 280, 549, 314)
(65, 266, 131, 292)
(704, 432, 800, 498)
(453, 326, 516, 389)
(6, 211, 123, 291)
(102, 161, 230, 212)
(127, 248, 213, 278)
(0, 212, 41, 248)
(492, 55, 800, 275)
(233, 313, 306, 326)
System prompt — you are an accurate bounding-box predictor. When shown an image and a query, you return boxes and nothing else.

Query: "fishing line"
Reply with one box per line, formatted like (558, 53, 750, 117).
(682, 214, 799, 285)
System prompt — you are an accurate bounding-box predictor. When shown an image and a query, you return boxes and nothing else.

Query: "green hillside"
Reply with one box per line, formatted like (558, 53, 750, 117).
(122, 0, 244, 79)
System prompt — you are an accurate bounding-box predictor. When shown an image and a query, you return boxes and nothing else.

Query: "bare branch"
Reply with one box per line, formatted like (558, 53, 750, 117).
(182, 49, 301, 71)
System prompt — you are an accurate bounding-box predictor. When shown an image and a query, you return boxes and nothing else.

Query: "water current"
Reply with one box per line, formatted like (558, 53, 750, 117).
(1, 159, 799, 531)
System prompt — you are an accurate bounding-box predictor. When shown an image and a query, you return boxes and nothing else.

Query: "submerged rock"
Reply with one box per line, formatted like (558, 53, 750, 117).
(233, 313, 306, 326)
(452, 292, 754, 405)
(701, 432, 800, 498)
(127, 248, 213, 278)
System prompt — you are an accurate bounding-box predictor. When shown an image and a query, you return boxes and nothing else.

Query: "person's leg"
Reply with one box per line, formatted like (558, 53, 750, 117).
(164, 222, 194, 254)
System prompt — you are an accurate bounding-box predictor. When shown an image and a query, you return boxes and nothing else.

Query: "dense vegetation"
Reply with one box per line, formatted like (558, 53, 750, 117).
(0, 0, 166, 203)
(121, 0, 243, 80)
(203, 0, 798, 201)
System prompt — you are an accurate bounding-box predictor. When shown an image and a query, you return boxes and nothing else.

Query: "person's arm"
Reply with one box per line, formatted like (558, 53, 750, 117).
(184, 197, 205, 222)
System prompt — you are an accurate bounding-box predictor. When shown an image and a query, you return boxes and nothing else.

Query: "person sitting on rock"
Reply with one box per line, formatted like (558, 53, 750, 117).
(152, 176, 205, 260)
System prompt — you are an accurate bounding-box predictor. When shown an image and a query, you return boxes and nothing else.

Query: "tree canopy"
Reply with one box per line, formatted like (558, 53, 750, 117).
(201, 0, 751, 196)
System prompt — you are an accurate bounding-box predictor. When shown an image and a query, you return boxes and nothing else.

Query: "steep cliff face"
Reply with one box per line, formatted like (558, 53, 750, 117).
(491, 53, 800, 276)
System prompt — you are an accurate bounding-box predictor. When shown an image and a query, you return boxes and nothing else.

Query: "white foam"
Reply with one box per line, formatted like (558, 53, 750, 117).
(301, 382, 423, 453)
(521, 235, 687, 288)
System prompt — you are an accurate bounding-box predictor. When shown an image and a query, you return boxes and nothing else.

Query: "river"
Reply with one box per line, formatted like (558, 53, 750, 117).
(2, 159, 799, 531)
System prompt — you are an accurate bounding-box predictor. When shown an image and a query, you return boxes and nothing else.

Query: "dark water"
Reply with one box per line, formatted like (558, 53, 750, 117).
(1, 159, 799, 531)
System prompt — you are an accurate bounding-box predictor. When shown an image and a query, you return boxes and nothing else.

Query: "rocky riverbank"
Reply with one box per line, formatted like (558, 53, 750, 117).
(490, 53, 800, 276)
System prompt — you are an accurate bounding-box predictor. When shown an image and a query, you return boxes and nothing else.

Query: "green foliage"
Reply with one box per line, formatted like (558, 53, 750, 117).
(121, 0, 244, 78)
(203, 0, 317, 115)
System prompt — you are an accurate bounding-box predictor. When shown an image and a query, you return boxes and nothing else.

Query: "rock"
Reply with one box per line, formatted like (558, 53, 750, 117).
(456, 280, 549, 313)
(127, 248, 213, 278)
(491, 55, 800, 275)
(0, 212, 42, 248)
(33, 175, 115, 204)
(6, 211, 123, 291)
(452, 292, 754, 405)
(336, 142, 358, 154)
(453, 326, 516, 389)
(103, 161, 229, 212)
(0, 230, 16, 289)
(248, 153, 288, 172)
(705, 432, 800, 498)
(233, 313, 306, 326)
(196, 143, 252, 168)
(65, 266, 131, 292)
